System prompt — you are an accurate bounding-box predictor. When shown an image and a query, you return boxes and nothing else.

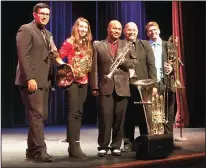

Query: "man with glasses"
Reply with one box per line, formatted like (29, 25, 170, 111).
(145, 21, 182, 150)
(15, 3, 55, 162)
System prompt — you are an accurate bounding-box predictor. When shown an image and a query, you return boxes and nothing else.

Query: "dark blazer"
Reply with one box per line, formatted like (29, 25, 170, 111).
(89, 39, 133, 97)
(127, 39, 157, 84)
(15, 21, 53, 88)
(161, 40, 176, 93)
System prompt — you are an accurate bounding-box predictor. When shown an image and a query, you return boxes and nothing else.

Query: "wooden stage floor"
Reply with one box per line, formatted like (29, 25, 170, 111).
(2, 126, 205, 168)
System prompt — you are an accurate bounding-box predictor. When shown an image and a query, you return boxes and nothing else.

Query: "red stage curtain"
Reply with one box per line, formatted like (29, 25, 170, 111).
(172, 1, 189, 128)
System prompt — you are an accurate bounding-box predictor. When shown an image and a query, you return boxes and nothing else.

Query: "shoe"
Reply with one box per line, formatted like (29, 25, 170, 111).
(68, 146, 86, 158)
(98, 149, 108, 157)
(111, 149, 121, 156)
(173, 143, 183, 150)
(76, 142, 87, 157)
(121, 145, 132, 152)
(35, 151, 52, 162)
(26, 149, 36, 160)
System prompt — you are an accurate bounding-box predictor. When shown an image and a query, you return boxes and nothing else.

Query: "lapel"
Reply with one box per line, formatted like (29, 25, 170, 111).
(134, 39, 143, 60)
(115, 40, 124, 60)
(162, 40, 168, 68)
(32, 21, 50, 50)
(101, 40, 115, 61)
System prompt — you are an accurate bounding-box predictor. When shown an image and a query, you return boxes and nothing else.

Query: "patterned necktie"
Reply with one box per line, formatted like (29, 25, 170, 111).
(41, 30, 48, 45)
(41, 30, 51, 65)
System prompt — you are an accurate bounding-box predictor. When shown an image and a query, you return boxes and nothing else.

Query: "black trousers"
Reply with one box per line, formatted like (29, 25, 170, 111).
(97, 92, 128, 150)
(123, 83, 175, 146)
(66, 83, 88, 144)
(19, 87, 49, 153)
(123, 84, 147, 146)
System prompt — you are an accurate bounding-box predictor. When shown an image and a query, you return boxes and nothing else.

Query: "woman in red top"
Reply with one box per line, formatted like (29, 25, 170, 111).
(56, 17, 93, 158)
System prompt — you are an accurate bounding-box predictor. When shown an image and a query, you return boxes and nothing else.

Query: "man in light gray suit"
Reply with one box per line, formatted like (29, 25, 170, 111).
(15, 3, 55, 162)
(145, 21, 182, 150)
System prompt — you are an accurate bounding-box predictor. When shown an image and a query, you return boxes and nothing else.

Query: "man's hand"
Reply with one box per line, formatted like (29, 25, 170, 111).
(27, 79, 37, 92)
(92, 90, 99, 96)
(164, 62, 173, 75)
(152, 87, 158, 96)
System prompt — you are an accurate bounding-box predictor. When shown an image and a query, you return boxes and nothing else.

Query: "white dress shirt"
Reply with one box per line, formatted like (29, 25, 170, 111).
(149, 38, 163, 82)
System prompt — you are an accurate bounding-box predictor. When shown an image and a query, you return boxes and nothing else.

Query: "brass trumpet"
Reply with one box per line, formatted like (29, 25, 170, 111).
(105, 41, 132, 79)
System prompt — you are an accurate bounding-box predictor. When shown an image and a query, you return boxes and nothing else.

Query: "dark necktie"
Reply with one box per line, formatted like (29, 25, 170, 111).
(41, 30, 51, 66)
(41, 30, 49, 46)
(132, 42, 135, 51)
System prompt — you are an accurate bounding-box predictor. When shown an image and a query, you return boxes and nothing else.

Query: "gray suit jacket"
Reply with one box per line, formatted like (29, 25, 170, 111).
(15, 21, 53, 88)
(89, 39, 134, 97)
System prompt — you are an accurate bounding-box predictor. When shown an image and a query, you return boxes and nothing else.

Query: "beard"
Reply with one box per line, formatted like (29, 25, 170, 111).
(36, 22, 46, 30)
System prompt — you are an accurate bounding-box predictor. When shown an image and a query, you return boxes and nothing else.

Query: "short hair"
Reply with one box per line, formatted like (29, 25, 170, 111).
(33, 3, 50, 13)
(145, 21, 160, 32)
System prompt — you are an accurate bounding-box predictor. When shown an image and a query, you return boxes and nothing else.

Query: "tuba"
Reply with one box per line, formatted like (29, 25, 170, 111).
(134, 79, 167, 135)
(151, 89, 167, 135)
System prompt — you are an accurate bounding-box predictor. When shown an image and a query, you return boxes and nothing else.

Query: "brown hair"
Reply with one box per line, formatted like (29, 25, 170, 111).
(33, 3, 50, 13)
(70, 17, 93, 56)
(145, 21, 160, 32)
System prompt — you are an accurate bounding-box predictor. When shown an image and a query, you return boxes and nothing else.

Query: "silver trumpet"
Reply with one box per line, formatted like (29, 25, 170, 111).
(105, 42, 132, 79)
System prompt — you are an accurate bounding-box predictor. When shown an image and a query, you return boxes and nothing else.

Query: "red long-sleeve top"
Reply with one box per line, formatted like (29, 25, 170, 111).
(59, 40, 88, 84)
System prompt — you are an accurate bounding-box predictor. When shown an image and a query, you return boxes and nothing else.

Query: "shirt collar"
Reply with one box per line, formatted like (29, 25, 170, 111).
(149, 37, 162, 46)
(107, 38, 119, 44)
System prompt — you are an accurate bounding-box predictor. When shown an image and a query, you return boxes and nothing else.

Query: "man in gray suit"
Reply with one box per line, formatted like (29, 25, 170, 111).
(90, 20, 135, 157)
(122, 22, 157, 152)
(15, 3, 55, 162)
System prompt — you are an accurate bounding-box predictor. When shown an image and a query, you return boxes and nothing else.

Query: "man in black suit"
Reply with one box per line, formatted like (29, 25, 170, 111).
(145, 21, 182, 150)
(15, 3, 55, 162)
(90, 20, 135, 157)
(122, 22, 157, 152)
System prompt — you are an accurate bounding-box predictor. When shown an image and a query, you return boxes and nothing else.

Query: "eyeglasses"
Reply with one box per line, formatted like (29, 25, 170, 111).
(148, 28, 158, 33)
(37, 12, 50, 17)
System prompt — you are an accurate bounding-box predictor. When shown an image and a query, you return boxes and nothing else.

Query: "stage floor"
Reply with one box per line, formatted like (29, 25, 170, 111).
(2, 126, 205, 168)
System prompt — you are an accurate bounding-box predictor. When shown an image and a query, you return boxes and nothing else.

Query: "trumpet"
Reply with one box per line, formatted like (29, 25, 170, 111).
(105, 41, 132, 79)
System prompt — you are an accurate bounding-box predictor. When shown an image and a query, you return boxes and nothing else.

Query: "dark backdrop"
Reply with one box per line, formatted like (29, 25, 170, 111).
(1, 1, 205, 128)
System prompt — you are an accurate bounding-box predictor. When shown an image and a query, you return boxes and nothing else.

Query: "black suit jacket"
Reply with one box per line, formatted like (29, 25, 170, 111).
(161, 40, 176, 93)
(15, 21, 53, 88)
(127, 39, 157, 84)
(89, 39, 133, 97)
